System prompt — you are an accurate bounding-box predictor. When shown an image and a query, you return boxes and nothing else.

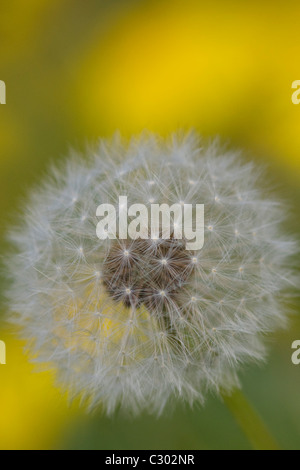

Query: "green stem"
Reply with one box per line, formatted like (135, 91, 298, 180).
(222, 389, 280, 450)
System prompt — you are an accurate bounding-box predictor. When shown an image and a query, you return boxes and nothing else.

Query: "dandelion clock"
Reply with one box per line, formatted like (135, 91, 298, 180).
(5, 133, 296, 419)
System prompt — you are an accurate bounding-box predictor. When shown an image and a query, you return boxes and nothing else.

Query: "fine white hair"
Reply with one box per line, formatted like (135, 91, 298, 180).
(5, 132, 297, 415)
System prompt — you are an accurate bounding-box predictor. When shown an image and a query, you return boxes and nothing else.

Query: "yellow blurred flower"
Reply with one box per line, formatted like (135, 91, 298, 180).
(0, 332, 78, 450)
(71, 0, 300, 176)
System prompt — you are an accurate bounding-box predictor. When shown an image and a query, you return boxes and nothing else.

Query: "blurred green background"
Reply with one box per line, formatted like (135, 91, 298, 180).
(0, 0, 299, 450)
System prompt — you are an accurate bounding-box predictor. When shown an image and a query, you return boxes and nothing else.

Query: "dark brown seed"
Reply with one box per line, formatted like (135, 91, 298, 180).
(102, 237, 195, 313)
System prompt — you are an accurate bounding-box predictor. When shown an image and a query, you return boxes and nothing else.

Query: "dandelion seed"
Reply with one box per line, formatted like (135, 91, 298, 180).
(4, 132, 298, 415)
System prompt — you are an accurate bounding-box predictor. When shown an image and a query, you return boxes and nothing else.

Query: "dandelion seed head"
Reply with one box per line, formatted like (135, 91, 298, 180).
(5, 132, 298, 415)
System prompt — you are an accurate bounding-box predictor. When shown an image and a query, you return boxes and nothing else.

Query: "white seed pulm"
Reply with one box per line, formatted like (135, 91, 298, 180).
(5, 132, 297, 415)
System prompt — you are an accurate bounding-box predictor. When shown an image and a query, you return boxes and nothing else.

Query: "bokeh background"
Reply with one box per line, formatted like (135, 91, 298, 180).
(0, 0, 299, 450)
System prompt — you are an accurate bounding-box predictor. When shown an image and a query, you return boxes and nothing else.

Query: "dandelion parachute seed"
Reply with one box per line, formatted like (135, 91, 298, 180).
(5, 133, 296, 415)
